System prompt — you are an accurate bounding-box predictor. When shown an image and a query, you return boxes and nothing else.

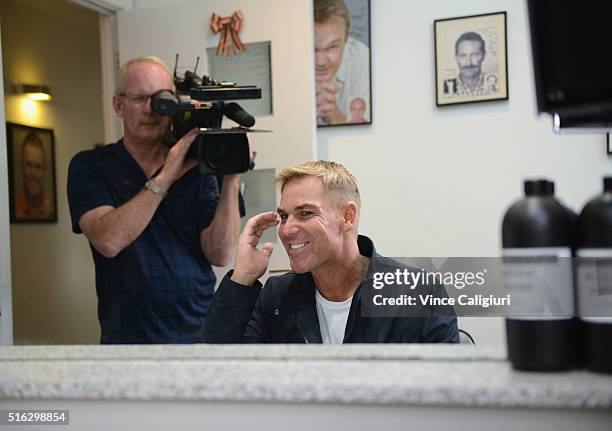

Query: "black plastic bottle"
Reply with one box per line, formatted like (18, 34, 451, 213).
(502, 179, 584, 371)
(577, 177, 612, 374)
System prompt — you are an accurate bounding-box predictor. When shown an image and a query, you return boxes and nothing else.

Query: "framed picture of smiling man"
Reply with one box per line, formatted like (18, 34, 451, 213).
(435, 12, 508, 106)
(314, 0, 372, 127)
(6, 123, 57, 223)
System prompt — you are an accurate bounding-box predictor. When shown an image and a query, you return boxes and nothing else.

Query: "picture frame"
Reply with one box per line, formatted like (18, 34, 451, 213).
(434, 11, 508, 106)
(315, 0, 372, 127)
(6, 123, 57, 223)
(207, 40, 273, 117)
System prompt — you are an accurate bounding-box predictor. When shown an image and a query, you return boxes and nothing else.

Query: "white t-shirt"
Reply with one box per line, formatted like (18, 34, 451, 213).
(315, 289, 353, 344)
(318, 37, 371, 125)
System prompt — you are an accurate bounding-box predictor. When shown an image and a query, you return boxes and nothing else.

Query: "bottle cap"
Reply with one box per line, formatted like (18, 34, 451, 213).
(524, 179, 555, 196)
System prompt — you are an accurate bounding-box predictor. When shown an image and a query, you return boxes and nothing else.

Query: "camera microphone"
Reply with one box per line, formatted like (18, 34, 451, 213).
(223, 102, 255, 128)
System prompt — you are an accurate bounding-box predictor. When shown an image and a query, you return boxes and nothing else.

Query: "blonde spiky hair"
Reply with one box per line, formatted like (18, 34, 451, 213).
(275, 160, 360, 208)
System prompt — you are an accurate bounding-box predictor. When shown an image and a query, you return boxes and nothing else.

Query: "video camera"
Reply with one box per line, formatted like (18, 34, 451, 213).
(151, 55, 268, 175)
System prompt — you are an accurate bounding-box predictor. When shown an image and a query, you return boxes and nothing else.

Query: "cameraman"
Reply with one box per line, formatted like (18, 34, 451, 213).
(67, 56, 242, 344)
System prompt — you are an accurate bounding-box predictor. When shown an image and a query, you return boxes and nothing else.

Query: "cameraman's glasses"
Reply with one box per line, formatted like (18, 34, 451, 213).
(119, 90, 174, 107)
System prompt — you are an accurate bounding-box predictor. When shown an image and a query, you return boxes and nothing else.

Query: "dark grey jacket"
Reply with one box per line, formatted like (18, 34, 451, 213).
(202, 236, 459, 343)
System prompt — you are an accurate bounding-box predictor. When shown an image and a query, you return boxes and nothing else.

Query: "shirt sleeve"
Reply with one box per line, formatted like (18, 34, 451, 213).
(197, 175, 220, 232)
(200, 270, 265, 343)
(67, 151, 115, 234)
(342, 39, 371, 121)
(419, 281, 459, 343)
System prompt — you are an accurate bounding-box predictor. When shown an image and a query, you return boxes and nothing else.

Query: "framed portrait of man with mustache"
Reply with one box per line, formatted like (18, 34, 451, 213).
(434, 12, 508, 106)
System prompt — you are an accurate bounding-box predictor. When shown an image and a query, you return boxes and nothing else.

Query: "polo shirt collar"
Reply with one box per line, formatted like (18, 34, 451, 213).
(112, 138, 148, 180)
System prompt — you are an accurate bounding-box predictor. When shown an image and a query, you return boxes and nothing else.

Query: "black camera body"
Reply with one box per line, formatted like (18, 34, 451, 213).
(151, 57, 262, 175)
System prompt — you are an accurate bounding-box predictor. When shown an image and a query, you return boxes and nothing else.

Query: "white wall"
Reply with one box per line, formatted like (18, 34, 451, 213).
(318, 0, 612, 345)
(99, 14, 123, 144)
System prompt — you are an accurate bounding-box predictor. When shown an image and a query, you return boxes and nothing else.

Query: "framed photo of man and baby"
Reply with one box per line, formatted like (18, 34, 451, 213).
(314, 0, 372, 127)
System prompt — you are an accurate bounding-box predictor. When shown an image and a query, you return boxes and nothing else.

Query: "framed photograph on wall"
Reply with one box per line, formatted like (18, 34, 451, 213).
(6, 123, 57, 223)
(434, 11, 508, 106)
(314, 0, 372, 127)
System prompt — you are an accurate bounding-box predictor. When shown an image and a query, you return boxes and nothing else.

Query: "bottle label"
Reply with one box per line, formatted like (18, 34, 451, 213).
(502, 247, 573, 320)
(576, 248, 612, 324)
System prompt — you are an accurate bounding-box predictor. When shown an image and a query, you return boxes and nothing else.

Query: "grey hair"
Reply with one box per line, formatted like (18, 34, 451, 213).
(115, 56, 173, 96)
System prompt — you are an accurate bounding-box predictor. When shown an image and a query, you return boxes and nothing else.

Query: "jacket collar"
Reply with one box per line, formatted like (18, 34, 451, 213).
(284, 272, 322, 343)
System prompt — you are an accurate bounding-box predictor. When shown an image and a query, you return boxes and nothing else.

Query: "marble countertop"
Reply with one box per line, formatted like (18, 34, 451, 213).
(1, 344, 611, 410)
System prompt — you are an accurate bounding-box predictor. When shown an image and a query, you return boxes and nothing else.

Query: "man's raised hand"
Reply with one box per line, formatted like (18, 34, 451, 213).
(230, 212, 280, 286)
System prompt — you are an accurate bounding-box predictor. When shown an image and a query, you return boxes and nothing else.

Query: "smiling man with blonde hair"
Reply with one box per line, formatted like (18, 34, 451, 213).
(203, 160, 458, 344)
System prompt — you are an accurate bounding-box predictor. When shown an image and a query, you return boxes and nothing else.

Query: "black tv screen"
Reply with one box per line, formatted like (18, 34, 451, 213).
(528, 0, 612, 129)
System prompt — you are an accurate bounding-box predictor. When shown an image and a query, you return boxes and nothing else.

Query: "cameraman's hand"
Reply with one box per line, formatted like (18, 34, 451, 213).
(316, 81, 346, 124)
(231, 212, 279, 286)
(156, 128, 199, 190)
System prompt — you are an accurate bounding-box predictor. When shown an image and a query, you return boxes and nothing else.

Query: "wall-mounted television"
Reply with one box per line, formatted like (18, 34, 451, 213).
(528, 0, 612, 131)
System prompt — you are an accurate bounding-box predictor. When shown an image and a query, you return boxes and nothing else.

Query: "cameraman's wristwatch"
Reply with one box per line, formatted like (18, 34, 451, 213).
(145, 178, 167, 199)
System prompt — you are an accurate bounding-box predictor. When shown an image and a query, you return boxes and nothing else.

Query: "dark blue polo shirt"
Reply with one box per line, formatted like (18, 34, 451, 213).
(67, 140, 219, 344)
